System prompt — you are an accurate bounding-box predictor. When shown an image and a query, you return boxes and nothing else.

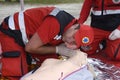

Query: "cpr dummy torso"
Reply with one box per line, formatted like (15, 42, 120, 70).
(21, 50, 93, 80)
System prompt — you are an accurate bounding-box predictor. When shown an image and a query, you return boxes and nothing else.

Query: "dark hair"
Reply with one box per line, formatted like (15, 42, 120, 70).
(74, 23, 80, 30)
(72, 19, 80, 30)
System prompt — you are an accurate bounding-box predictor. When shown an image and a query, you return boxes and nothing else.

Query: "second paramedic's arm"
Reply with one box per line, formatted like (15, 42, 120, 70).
(78, 0, 92, 24)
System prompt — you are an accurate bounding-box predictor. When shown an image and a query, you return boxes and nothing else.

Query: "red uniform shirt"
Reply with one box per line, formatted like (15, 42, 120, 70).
(13, 7, 62, 45)
(79, 0, 120, 30)
(13, 7, 74, 46)
(14, 7, 54, 37)
(36, 16, 62, 46)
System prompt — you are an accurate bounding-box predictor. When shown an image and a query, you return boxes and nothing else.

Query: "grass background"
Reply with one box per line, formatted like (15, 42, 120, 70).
(25, 0, 83, 4)
(0, 0, 83, 4)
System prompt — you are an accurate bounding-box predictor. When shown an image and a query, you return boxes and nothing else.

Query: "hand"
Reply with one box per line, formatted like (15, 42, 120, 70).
(109, 29, 120, 40)
(56, 44, 76, 57)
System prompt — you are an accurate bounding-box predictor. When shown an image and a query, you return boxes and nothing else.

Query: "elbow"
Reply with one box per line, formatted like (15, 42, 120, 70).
(25, 44, 36, 53)
(25, 45, 32, 53)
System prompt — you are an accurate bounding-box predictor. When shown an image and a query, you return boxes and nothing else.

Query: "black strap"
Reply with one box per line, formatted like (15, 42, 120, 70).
(55, 11, 75, 35)
(0, 17, 25, 47)
(0, 17, 33, 66)
(49, 10, 75, 36)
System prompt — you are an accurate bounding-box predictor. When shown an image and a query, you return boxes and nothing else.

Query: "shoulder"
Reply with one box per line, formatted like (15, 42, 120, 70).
(43, 16, 60, 28)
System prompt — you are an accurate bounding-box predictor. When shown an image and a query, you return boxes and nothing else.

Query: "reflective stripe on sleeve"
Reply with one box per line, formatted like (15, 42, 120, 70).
(49, 7, 61, 16)
(92, 9, 120, 15)
(18, 11, 29, 45)
(8, 15, 15, 30)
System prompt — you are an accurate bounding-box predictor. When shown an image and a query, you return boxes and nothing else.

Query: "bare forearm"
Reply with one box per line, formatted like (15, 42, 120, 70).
(25, 46, 56, 54)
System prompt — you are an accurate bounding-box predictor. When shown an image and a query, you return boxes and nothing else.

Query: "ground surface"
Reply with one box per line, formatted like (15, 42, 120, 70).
(0, 3, 90, 24)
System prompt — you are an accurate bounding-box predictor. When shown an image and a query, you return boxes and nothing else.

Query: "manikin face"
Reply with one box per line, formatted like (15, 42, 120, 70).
(62, 24, 79, 49)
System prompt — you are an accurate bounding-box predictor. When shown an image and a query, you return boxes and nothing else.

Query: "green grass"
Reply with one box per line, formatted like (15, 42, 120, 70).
(0, 0, 83, 4)
(25, 0, 83, 4)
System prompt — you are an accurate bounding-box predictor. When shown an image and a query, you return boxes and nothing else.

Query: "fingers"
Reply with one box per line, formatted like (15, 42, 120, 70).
(109, 33, 115, 40)
(109, 29, 120, 40)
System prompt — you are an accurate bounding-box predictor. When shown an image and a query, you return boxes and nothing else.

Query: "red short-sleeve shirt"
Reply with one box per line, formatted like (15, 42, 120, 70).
(37, 16, 63, 46)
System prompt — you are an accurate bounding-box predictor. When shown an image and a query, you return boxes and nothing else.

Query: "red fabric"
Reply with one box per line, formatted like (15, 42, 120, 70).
(14, 7, 55, 38)
(78, 0, 120, 24)
(24, 7, 55, 36)
(75, 24, 94, 47)
(117, 25, 120, 30)
(14, 7, 63, 45)
(92, 0, 120, 10)
(89, 51, 120, 67)
(82, 28, 120, 60)
(78, 0, 92, 24)
(2, 57, 22, 76)
(36, 16, 62, 45)
(8, 7, 76, 46)
(82, 28, 110, 54)
(36, 17, 77, 46)
(0, 32, 28, 77)
(105, 39, 120, 60)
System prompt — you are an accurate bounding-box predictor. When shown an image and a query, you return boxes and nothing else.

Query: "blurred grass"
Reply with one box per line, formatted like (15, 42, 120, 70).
(0, 0, 83, 4)
(25, 0, 83, 4)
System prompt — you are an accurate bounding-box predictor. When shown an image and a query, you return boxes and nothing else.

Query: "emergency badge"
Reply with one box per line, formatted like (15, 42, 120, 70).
(54, 35, 62, 40)
(82, 37, 89, 44)
(112, 0, 120, 4)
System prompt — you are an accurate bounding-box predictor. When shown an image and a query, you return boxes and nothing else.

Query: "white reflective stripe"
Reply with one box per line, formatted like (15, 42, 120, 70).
(54, 35, 62, 40)
(92, 9, 120, 15)
(18, 11, 29, 45)
(8, 15, 15, 30)
(49, 7, 61, 16)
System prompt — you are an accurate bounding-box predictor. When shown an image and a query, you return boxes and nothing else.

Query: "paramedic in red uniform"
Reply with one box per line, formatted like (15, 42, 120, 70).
(78, 0, 120, 60)
(0, 6, 94, 80)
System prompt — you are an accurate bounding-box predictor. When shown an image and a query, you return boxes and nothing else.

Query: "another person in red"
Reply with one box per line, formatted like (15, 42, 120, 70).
(78, 0, 120, 60)
(0, 6, 94, 79)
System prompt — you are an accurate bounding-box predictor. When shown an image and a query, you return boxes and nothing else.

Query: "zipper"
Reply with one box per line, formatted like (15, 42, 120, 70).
(114, 44, 120, 59)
